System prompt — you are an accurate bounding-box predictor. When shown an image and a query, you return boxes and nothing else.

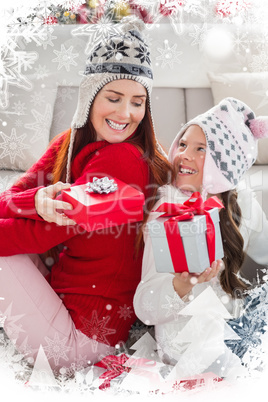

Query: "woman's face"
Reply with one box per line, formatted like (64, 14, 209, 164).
(173, 125, 207, 193)
(90, 79, 147, 143)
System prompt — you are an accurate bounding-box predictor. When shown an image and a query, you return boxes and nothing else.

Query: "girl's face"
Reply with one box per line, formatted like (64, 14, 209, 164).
(173, 125, 207, 193)
(90, 79, 147, 143)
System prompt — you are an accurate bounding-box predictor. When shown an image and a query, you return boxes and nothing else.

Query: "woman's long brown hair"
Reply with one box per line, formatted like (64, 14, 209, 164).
(219, 189, 247, 297)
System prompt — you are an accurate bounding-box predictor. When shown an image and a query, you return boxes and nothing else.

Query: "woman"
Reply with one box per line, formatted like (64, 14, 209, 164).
(0, 19, 173, 373)
(134, 97, 268, 373)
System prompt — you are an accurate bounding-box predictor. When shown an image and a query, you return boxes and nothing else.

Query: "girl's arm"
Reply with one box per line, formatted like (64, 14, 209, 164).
(134, 194, 222, 326)
(133, 230, 182, 326)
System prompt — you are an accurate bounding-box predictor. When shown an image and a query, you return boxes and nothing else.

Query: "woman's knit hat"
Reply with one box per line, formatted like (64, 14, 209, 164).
(168, 97, 268, 196)
(66, 17, 154, 182)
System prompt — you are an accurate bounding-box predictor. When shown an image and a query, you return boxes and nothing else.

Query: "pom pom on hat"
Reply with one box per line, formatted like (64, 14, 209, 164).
(119, 15, 146, 34)
(249, 116, 268, 139)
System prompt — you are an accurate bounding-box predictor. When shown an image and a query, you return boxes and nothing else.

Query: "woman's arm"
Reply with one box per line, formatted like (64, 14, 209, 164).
(0, 142, 150, 256)
(0, 217, 77, 256)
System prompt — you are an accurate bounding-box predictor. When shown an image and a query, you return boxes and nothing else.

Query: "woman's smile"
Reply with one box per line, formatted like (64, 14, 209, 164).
(105, 119, 128, 132)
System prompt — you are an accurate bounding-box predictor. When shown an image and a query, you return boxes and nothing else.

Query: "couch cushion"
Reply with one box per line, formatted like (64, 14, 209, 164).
(207, 72, 268, 165)
(0, 170, 22, 193)
(256, 138, 268, 165)
(151, 87, 186, 152)
(244, 165, 268, 217)
(185, 88, 214, 120)
(207, 71, 268, 116)
(50, 85, 79, 142)
(0, 77, 57, 172)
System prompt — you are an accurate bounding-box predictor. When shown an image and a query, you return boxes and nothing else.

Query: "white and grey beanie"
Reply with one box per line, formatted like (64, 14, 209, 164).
(168, 97, 268, 196)
(66, 17, 154, 182)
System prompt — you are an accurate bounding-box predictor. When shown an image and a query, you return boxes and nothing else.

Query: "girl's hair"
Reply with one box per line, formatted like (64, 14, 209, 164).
(219, 189, 247, 297)
(48, 100, 173, 260)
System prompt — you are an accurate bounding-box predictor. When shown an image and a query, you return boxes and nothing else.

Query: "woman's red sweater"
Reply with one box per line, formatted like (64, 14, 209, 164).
(0, 130, 150, 346)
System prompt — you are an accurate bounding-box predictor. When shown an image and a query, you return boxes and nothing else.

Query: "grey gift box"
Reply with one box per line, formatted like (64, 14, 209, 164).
(147, 208, 224, 274)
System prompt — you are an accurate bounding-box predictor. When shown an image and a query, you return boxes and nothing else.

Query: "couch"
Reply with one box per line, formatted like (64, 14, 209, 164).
(0, 23, 267, 279)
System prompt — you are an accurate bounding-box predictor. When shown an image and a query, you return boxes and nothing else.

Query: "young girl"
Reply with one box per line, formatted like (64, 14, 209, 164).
(0, 19, 172, 373)
(134, 97, 268, 371)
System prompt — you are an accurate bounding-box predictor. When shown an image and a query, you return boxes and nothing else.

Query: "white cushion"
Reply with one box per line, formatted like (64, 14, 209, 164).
(0, 78, 57, 171)
(207, 71, 268, 116)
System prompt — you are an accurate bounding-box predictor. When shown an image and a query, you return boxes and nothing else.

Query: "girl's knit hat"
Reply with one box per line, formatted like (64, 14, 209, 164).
(168, 97, 268, 196)
(66, 17, 154, 182)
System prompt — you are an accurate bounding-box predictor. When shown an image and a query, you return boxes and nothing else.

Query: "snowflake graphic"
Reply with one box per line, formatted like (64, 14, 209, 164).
(14, 119, 24, 128)
(36, 28, 57, 50)
(189, 23, 208, 50)
(52, 44, 79, 72)
(43, 332, 72, 366)
(231, 28, 250, 54)
(12, 100, 27, 115)
(250, 51, 268, 72)
(117, 304, 134, 321)
(128, 321, 152, 341)
(0, 303, 26, 342)
(0, 314, 6, 327)
(142, 299, 155, 313)
(161, 293, 184, 320)
(80, 310, 116, 345)
(177, 351, 208, 375)
(0, 128, 30, 164)
(34, 64, 50, 80)
(184, 0, 207, 18)
(101, 40, 130, 61)
(56, 85, 76, 103)
(72, 11, 122, 54)
(30, 91, 46, 107)
(156, 41, 182, 69)
(0, 45, 36, 108)
(156, 329, 188, 359)
(134, 43, 151, 65)
(25, 103, 53, 144)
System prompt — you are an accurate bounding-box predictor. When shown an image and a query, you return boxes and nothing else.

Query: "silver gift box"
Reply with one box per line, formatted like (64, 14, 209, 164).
(147, 208, 224, 274)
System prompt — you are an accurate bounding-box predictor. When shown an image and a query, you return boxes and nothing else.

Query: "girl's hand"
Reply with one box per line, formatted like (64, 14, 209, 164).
(172, 260, 223, 299)
(35, 182, 77, 226)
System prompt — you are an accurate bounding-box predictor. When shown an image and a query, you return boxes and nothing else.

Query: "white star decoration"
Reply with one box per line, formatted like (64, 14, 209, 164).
(156, 41, 182, 69)
(0, 128, 30, 164)
(25, 104, 53, 144)
(52, 44, 79, 72)
(43, 332, 72, 366)
(161, 293, 184, 320)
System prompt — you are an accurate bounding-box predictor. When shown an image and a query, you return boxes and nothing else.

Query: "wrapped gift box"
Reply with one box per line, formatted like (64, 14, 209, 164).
(147, 207, 224, 274)
(61, 177, 145, 232)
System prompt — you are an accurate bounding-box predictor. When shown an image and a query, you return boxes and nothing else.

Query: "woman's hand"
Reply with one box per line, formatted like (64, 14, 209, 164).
(35, 182, 77, 226)
(172, 260, 223, 299)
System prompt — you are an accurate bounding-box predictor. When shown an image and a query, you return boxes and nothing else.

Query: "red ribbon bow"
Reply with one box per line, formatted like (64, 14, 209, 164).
(95, 354, 131, 390)
(153, 192, 224, 273)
